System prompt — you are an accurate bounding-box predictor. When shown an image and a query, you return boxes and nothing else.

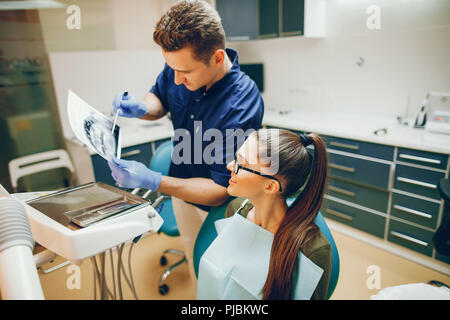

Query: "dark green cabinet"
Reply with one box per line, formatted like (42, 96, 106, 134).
(327, 177, 389, 213)
(327, 152, 391, 190)
(322, 198, 386, 239)
(217, 0, 309, 41)
(259, 0, 279, 39)
(390, 192, 440, 230)
(396, 147, 448, 170)
(388, 220, 435, 257)
(281, 0, 304, 36)
(216, 0, 259, 41)
(322, 135, 394, 161)
(394, 164, 444, 201)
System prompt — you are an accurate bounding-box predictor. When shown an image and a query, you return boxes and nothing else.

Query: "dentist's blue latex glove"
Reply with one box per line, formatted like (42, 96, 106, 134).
(108, 157, 162, 191)
(112, 92, 148, 118)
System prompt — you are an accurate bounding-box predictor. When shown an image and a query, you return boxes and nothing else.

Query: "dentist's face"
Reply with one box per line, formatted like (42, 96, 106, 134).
(162, 46, 223, 91)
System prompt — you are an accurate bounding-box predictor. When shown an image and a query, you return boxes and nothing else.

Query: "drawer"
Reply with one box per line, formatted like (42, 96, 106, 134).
(328, 152, 391, 190)
(397, 148, 448, 170)
(394, 164, 445, 200)
(327, 177, 389, 213)
(322, 198, 386, 238)
(323, 135, 394, 161)
(390, 192, 440, 229)
(387, 220, 434, 257)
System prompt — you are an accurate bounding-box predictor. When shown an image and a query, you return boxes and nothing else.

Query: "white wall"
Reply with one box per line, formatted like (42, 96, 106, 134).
(229, 0, 450, 119)
(42, 0, 450, 121)
(110, 0, 163, 51)
(39, 0, 116, 52)
(39, 0, 168, 52)
(110, 0, 215, 50)
(49, 50, 166, 139)
(42, 0, 218, 134)
(41, 0, 167, 139)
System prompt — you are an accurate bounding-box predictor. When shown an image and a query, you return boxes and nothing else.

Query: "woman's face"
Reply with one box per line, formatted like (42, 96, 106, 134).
(226, 134, 279, 199)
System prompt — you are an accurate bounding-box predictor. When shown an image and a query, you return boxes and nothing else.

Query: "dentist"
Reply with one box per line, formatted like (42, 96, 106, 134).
(108, 0, 264, 282)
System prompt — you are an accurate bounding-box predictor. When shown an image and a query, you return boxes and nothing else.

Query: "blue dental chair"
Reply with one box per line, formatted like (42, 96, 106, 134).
(193, 198, 340, 300)
(151, 141, 340, 299)
(146, 141, 187, 295)
(148, 141, 233, 295)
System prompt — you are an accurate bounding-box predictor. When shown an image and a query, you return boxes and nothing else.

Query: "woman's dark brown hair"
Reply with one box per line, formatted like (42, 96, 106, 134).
(256, 129, 328, 300)
(153, 0, 226, 64)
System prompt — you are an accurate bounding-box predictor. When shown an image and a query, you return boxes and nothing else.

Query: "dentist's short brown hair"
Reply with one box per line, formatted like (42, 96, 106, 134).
(153, 0, 226, 65)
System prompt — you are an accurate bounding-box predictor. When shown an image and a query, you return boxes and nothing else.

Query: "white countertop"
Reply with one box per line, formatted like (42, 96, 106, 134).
(70, 110, 449, 156)
(262, 109, 450, 155)
(118, 117, 173, 148)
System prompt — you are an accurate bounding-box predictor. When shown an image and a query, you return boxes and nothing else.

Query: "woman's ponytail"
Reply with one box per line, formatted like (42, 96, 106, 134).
(261, 132, 328, 300)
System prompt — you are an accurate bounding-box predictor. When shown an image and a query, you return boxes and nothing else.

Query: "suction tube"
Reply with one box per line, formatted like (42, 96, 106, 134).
(0, 197, 44, 299)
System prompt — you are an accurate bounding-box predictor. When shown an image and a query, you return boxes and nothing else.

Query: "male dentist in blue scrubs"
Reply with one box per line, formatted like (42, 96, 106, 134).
(108, 0, 264, 281)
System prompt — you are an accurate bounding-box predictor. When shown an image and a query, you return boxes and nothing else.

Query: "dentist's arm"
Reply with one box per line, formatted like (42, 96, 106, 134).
(108, 158, 229, 207)
(112, 92, 167, 121)
(140, 92, 168, 121)
(157, 176, 229, 207)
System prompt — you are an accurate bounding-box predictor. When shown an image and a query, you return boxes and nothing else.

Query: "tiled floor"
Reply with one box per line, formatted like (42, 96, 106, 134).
(38, 223, 449, 300)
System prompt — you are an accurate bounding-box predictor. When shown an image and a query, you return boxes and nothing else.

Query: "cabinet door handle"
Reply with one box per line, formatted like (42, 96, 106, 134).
(325, 208, 354, 221)
(121, 150, 141, 158)
(390, 231, 429, 247)
(396, 176, 437, 189)
(329, 141, 359, 151)
(328, 185, 356, 197)
(398, 154, 441, 165)
(329, 163, 355, 173)
(393, 205, 433, 220)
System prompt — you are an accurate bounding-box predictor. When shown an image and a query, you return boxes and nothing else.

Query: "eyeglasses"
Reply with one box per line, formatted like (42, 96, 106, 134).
(233, 155, 283, 193)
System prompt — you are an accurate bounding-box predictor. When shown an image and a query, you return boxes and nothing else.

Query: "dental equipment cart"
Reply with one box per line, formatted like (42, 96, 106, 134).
(22, 182, 163, 299)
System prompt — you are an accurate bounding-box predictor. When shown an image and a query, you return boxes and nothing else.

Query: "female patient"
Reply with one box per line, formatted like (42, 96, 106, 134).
(197, 128, 331, 300)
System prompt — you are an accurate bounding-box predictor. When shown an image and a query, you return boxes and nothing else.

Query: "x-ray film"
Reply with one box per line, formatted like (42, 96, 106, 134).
(67, 90, 121, 161)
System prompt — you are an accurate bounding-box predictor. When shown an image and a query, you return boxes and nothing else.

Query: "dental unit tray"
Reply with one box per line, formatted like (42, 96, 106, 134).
(23, 182, 163, 261)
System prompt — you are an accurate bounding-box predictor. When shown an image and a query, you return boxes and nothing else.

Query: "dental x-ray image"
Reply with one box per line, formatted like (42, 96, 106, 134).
(83, 112, 119, 161)
(67, 90, 121, 161)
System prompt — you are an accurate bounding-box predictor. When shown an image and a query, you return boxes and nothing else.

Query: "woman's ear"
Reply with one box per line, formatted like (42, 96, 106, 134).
(264, 179, 280, 194)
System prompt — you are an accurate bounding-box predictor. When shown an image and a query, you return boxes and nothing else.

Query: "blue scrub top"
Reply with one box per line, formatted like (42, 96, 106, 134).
(149, 48, 264, 211)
